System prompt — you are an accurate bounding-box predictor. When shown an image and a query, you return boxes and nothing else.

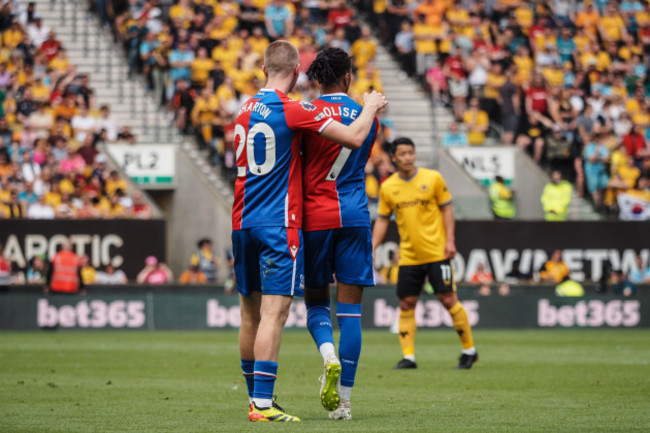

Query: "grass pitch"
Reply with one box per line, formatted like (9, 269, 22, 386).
(1, 329, 648, 432)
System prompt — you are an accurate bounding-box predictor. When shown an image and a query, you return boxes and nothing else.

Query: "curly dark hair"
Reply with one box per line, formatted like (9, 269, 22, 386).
(306, 47, 352, 87)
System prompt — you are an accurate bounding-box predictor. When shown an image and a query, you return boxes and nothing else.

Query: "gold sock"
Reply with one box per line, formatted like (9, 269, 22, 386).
(449, 302, 474, 350)
(398, 309, 417, 358)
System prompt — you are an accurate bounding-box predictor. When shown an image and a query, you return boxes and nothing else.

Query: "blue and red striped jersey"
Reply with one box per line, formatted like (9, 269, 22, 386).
(232, 88, 333, 230)
(302, 93, 378, 231)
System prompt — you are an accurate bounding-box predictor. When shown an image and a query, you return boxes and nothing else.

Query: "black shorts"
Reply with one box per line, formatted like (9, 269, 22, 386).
(396, 259, 456, 298)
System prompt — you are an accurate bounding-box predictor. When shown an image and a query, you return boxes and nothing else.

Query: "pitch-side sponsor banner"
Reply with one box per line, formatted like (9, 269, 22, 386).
(0, 219, 166, 279)
(106, 144, 176, 188)
(373, 221, 650, 283)
(0, 288, 647, 329)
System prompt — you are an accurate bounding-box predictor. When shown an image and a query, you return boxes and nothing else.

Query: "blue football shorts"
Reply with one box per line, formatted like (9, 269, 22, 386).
(303, 227, 375, 288)
(232, 226, 304, 297)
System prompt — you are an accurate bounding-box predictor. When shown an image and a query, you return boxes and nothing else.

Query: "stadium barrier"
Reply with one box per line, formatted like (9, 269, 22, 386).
(0, 219, 167, 279)
(376, 221, 650, 283)
(1, 286, 647, 330)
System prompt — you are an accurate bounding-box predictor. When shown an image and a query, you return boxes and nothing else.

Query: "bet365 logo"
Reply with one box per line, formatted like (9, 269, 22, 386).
(37, 299, 146, 328)
(537, 299, 640, 327)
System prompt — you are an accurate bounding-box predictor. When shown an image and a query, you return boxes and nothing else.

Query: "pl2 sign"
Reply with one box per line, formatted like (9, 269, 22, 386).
(107, 144, 176, 188)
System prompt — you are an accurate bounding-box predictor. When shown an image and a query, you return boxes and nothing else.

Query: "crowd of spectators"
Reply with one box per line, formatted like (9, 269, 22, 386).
(99, 0, 650, 219)
(99, 0, 398, 195)
(0, 1, 150, 220)
(361, 0, 650, 217)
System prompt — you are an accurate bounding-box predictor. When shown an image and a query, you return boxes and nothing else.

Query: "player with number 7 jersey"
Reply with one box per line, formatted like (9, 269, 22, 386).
(301, 47, 380, 421)
(302, 95, 378, 231)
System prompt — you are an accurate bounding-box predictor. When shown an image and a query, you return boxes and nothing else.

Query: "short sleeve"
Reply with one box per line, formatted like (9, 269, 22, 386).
(377, 184, 393, 217)
(434, 172, 453, 207)
(284, 99, 334, 134)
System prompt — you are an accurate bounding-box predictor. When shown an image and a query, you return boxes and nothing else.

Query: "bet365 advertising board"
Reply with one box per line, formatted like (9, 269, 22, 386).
(0, 287, 647, 330)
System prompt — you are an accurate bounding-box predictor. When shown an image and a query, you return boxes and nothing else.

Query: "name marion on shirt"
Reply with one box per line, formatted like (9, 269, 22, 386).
(238, 101, 271, 119)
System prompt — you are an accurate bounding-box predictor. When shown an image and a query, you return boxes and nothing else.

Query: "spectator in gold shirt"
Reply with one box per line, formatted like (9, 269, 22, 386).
(539, 249, 570, 283)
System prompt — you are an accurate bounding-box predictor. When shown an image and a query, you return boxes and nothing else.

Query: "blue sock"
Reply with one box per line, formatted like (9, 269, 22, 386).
(306, 300, 334, 350)
(241, 359, 254, 401)
(337, 302, 362, 388)
(253, 360, 278, 404)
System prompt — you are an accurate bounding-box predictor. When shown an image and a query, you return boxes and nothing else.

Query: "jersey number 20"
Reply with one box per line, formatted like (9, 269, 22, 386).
(234, 123, 276, 177)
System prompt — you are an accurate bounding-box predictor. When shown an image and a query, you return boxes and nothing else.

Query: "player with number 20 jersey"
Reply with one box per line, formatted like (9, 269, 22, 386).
(232, 88, 333, 297)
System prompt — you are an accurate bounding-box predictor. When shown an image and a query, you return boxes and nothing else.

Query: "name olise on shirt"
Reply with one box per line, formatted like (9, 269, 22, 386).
(320, 106, 359, 120)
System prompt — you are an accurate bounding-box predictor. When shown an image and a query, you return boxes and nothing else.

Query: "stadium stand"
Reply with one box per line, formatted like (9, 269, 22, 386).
(91, 0, 650, 220)
(97, 0, 399, 204)
(0, 1, 155, 220)
(5, 0, 648, 284)
(0, 1, 166, 284)
(359, 0, 650, 218)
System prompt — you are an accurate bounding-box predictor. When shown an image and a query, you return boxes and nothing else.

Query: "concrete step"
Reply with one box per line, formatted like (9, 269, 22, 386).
(94, 87, 150, 98)
(73, 69, 131, 81)
(432, 113, 456, 123)
(388, 98, 430, 107)
(390, 113, 433, 122)
(66, 50, 123, 61)
(66, 58, 126, 69)
(390, 117, 431, 128)
(383, 91, 430, 101)
(384, 85, 429, 94)
(386, 107, 432, 117)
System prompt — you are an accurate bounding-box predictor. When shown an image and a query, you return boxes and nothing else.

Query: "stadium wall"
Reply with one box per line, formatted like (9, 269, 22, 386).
(375, 221, 650, 283)
(150, 149, 233, 279)
(0, 219, 166, 279)
(513, 148, 548, 219)
(0, 286, 647, 330)
(436, 149, 492, 220)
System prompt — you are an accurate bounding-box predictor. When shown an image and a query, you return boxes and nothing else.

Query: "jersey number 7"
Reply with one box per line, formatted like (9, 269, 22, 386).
(326, 147, 351, 181)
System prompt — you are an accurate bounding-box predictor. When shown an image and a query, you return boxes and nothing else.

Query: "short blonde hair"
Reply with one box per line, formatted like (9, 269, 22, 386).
(264, 41, 299, 76)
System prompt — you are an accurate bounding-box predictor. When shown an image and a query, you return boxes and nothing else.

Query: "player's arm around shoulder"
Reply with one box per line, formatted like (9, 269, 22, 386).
(321, 91, 387, 149)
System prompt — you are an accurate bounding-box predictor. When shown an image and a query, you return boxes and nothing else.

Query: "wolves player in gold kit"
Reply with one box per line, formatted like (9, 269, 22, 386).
(372, 137, 478, 369)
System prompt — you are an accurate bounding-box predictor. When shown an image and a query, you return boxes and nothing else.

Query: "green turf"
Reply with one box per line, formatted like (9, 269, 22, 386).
(1, 329, 649, 432)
